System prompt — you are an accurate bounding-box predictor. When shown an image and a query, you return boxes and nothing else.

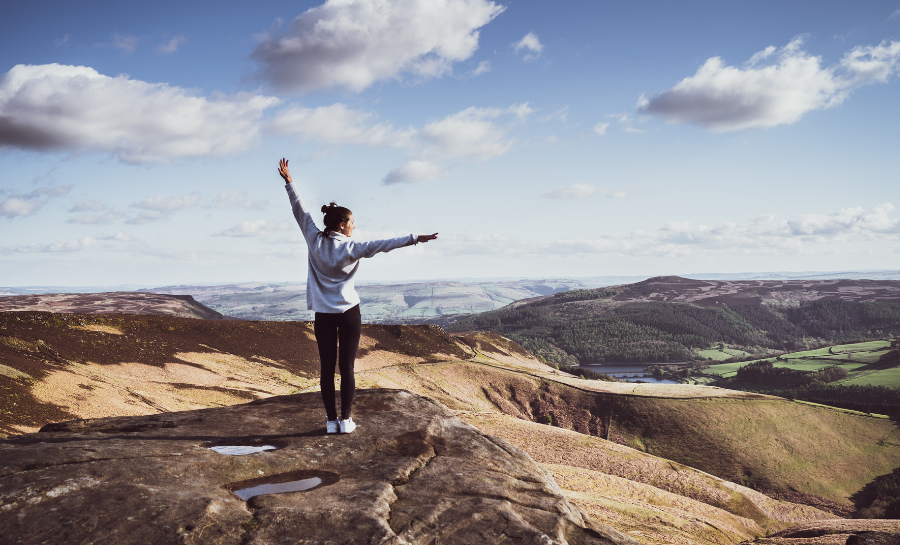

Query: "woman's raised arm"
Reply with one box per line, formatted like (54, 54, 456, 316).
(279, 158, 320, 244)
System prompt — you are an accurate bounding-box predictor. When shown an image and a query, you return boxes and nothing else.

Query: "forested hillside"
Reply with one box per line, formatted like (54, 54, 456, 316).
(449, 276, 900, 364)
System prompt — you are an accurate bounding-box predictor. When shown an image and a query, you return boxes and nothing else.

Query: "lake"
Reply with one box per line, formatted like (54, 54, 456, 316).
(579, 363, 680, 384)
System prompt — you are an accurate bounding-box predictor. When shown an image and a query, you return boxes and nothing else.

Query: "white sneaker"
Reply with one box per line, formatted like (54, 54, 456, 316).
(339, 418, 356, 434)
(326, 420, 339, 434)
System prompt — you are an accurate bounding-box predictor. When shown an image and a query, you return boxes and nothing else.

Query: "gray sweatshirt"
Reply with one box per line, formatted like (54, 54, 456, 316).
(286, 183, 416, 313)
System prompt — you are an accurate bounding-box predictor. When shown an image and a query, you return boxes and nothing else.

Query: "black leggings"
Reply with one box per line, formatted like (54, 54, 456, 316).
(314, 304, 361, 420)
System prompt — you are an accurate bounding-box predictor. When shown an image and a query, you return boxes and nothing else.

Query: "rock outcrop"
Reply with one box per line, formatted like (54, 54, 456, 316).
(0, 389, 637, 545)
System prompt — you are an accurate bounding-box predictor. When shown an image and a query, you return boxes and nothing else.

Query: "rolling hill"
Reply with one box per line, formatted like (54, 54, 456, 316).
(449, 276, 900, 365)
(140, 279, 582, 323)
(2, 308, 899, 544)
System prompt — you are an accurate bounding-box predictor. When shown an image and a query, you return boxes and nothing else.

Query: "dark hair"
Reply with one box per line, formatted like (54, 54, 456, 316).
(321, 202, 352, 236)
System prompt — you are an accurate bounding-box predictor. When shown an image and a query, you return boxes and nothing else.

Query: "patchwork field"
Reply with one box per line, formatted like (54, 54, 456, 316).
(705, 340, 899, 387)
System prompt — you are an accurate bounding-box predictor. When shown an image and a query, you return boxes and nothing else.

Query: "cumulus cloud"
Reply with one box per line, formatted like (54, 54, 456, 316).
(252, 0, 504, 93)
(513, 32, 543, 60)
(541, 184, 597, 199)
(0, 184, 72, 218)
(215, 220, 291, 237)
(419, 104, 531, 161)
(158, 35, 186, 53)
(127, 194, 199, 224)
(639, 38, 900, 132)
(0, 63, 280, 163)
(2, 236, 96, 254)
(211, 191, 269, 211)
(269, 103, 414, 148)
(592, 122, 609, 136)
(269, 101, 529, 181)
(383, 160, 446, 184)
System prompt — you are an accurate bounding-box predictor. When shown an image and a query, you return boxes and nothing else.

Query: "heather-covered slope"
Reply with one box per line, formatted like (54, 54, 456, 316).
(0, 292, 227, 320)
(449, 276, 900, 364)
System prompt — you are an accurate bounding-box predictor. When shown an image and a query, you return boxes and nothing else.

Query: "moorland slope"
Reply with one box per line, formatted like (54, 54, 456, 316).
(2, 311, 899, 543)
(0, 292, 226, 320)
(450, 276, 900, 364)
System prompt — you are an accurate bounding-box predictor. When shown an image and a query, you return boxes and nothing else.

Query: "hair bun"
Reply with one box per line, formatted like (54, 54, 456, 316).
(321, 204, 329, 213)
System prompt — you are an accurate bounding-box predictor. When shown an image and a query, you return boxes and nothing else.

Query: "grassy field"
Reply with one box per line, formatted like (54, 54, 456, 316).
(704, 340, 898, 385)
(699, 347, 752, 361)
(841, 366, 900, 387)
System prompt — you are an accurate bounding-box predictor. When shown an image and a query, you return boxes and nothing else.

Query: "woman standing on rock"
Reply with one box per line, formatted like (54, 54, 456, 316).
(278, 158, 438, 435)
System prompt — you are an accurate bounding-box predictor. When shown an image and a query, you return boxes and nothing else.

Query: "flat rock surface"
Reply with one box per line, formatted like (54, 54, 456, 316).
(0, 389, 636, 545)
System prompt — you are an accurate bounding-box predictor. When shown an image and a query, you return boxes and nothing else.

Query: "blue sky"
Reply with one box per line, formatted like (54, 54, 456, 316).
(2, 0, 899, 286)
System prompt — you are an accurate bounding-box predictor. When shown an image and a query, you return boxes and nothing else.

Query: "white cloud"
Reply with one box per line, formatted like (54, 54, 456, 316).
(111, 33, 139, 54)
(67, 211, 124, 225)
(541, 184, 596, 199)
(127, 194, 199, 224)
(54, 34, 71, 47)
(269, 103, 414, 148)
(96, 232, 132, 241)
(270, 102, 530, 181)
(158, 35, 187, 54)
(0, 184, 72, 218)
(639, 38, 900, 132)
(211, 191, 269, 211)
(3, 236, 96, 254)
(420, 104, 530, 161)
(592, 122, 609, 136)
(69, 200, 106, 212)
(252, 0, 504, 93)
(471, 60, 491, 76)
(131, 194, 200, 212)
(0, 198, 43, 218)
(609, 190, 629, 199)
(890, 7, 900, 21)
(215, 220, 291, 237)
(514, 32, 543, 61)
(431, 203, 900, 259)
(0, 64, 280, 163)
(383, 160, 446, 184)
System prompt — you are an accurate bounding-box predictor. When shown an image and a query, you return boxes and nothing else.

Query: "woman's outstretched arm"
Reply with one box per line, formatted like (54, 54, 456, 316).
(279, 158, 320, 243)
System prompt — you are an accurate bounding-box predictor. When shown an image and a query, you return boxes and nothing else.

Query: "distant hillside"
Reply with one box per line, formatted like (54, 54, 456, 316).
(449, 276, 900, 364)
(140, 279, 582, 323)
(0, 292, 225, 320)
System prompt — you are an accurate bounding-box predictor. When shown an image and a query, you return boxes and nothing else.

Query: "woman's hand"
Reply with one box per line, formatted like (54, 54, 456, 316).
(417, 233, 438, 243)
(278, 158, 293, 184)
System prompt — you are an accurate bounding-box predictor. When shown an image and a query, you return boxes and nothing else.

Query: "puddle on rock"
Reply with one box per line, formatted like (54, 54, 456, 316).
(225, 470, 339, 501)
(208, 445, 277, 456)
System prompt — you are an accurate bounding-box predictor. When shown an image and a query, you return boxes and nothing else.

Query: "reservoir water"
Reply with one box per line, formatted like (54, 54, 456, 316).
(579, 363, 680, 384)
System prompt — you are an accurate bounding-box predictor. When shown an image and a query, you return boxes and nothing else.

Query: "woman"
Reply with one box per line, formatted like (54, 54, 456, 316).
(278, 158, 438, 434)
